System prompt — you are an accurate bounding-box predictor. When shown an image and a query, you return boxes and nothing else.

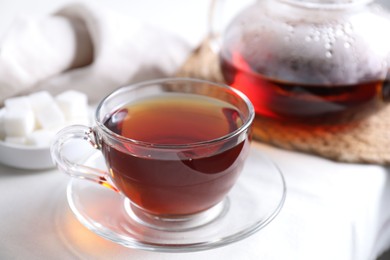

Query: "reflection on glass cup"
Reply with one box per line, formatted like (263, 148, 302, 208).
(51, 78, 254, 230)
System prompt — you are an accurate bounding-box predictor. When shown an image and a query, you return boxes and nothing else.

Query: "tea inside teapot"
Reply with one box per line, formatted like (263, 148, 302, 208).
(218, 0, 390, 123)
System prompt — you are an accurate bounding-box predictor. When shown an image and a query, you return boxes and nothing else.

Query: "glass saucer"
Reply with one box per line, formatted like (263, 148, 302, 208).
(66, 146, 287, 252)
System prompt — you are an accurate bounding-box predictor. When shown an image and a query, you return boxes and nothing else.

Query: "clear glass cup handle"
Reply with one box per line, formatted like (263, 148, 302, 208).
(50, 125, 118, 192)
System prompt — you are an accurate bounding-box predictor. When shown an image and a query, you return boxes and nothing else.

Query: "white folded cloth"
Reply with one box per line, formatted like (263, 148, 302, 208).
(0, 3, 191, 104)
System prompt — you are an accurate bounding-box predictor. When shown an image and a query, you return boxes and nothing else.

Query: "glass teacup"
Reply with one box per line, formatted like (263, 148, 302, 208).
(51, 78, 254, 231)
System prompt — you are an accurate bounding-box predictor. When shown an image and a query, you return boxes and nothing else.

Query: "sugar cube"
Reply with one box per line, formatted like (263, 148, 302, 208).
(26, 129, 56, 147)
(1, 89, 89, 147)
(4, 96, 32, 111)
(4, 109, 35, 137)
(55, 90, 89, 121)
(34, 102, 66, 129)
(28, 91, 66, 129)
(5, 136, 27, 145)
(3, 96, 36, 138)
(28, 91, 55, 114)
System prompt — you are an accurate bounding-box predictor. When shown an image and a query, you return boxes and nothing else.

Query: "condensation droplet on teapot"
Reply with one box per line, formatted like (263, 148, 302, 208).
(344, 41, 352, 49)
(325, 50, 333, 58)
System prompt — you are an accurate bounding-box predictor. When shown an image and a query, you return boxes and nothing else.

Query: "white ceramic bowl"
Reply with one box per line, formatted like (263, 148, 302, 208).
(0, 141, 54, 170)
(0, 106, 94, 170)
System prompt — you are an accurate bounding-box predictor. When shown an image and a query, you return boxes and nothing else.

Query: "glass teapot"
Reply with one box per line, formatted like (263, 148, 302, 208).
(211, 0, 390, 124)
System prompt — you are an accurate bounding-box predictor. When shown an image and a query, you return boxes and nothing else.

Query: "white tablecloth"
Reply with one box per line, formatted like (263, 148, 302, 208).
(0, 0, 390, 259)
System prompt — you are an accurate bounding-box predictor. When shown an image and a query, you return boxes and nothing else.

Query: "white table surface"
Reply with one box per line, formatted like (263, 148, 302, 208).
(1, 0, 390, 259)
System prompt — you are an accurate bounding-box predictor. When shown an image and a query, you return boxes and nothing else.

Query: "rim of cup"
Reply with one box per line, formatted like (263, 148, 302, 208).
(95, 78, 255, 149)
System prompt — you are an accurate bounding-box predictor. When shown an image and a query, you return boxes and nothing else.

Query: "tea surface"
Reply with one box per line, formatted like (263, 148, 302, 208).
(104, 94, 243, 144)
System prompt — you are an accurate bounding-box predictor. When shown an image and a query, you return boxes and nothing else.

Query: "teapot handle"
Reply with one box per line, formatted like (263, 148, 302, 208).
(208, 0, 225, 52)
(208, 0, 256, 52)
